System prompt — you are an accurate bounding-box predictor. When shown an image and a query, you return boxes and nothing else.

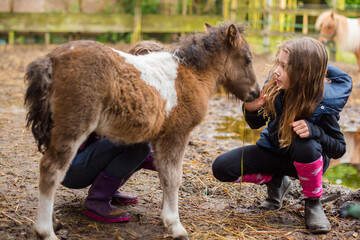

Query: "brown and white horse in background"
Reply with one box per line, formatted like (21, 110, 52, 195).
(24, 22, 260, 240)
(316, 11, 360, 69)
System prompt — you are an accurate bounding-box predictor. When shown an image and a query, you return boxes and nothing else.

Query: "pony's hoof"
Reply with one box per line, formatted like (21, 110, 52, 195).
(35, 228, 58, 240)
(36, 233, 58, 240)
(174, 236, 189, 240)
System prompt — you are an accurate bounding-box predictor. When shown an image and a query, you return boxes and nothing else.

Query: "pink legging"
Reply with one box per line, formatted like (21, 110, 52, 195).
(232, 173, 273, 184)
(294, 156, 323, 198)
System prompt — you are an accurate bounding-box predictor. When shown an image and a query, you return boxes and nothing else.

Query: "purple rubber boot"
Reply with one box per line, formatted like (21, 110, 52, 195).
(112, 151, 156, 205)
(138, 150, 156, 171)
(84, 171, 130, 222)
(112, 174, 138, 205)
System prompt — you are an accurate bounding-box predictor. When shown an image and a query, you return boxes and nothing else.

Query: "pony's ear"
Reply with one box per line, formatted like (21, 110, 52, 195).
(205, 23, 212, 31)
(227, 24, 241, 47)
(330, 11, 335, 19)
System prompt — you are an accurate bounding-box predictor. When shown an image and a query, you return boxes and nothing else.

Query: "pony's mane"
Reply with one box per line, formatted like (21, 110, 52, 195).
(171, 23, 245, 70)
(128, 40, 165, 55)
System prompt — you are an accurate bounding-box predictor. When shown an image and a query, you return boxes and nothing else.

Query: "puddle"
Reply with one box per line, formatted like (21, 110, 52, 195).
(324, 163, 360, 190)
(214, 115, 263, 144)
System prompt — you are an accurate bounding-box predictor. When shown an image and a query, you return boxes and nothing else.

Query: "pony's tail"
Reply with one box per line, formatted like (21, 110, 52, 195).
(24, 56, 53, 154)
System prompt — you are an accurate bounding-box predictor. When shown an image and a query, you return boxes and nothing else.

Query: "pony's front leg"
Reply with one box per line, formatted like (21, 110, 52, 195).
(153, 135, 189, 240)
(35, 146, 77, 240)
(160, 163, 187, 239)
(355, 48, 360, 72)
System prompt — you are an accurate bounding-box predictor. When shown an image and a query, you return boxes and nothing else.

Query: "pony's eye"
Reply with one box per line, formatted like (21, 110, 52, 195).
(246, 57, 252, 65)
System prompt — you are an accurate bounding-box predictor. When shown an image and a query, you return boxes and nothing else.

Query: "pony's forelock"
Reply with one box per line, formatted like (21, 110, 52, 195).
(315, 11, 337, 30)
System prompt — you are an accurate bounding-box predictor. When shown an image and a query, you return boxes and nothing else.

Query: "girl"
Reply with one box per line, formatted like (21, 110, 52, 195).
(212, 37, 352, 234)
(61, 135, 155, 222)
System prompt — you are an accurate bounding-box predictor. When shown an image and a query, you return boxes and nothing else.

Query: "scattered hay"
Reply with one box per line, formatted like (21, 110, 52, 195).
(0, 45, 359, 239)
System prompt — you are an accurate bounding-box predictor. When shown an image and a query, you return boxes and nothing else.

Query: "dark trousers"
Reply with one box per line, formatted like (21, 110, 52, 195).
(212, 137, 330, 182)
(62, 139, 150, 189)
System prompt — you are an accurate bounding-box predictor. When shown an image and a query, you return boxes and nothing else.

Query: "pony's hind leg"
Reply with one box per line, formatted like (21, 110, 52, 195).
(153, 134, 189, 240)
(35, 136, 84, 240)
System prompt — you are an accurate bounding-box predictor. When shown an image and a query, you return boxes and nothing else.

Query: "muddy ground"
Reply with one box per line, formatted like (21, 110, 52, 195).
(0, 43, 359, 240)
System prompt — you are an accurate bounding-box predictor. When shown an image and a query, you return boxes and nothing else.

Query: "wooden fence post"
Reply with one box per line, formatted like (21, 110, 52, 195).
(182, 0, 187, 15)
(79, 0, 83, 13)
(230, 0, 238, 21)
(302, 13, 308, 34)
(8, 31, 15, 45)
(263, 0, 271, 53)
(45, 32, 50, 45)
(180, 0, 187, 37)
(131, 0, 142, 44)
(286, 0, 297, 32)
(222, 0, 230, 19)
(188, 0, 193, 15)
(9, 0, 14, 13)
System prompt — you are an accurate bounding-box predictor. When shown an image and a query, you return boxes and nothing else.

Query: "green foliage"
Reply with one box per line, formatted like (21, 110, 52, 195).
(15, 36, 25, 44)
(324, 164, 360, 190)
(96, 32, 132, 44)
(346, 0, 360, 5)
(345, 0, 360, 9)
(71, 1, 80, 13)
(117, 0, 160, 14)
(325, 0, 360, 9)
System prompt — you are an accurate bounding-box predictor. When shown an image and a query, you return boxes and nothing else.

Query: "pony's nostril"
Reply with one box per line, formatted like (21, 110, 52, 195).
(250, 84, 260, 99)
(244, 90, 260, 102)
(252, 89, 260, 99)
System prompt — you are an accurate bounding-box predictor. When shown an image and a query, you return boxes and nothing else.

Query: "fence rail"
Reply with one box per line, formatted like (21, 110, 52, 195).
(0, 8, 359, 46)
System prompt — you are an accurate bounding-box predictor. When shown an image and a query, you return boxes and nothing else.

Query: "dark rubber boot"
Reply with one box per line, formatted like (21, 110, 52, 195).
(260, 175, 293, 210)
(112, 190, 138, 204)
(112, 152, 156, 205)
(84, 171, 130, 222)
(305, 198, 331, 234)
(112, 174, 138, 205)
(139, 150, 156, 171)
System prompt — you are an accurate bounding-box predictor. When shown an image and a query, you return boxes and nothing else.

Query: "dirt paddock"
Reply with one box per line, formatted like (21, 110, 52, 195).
(0, 44, 359, 240)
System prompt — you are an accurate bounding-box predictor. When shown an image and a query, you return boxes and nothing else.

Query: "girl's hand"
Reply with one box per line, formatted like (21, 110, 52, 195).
(244, 90, 267, 112)
(291, 120, 309, 138)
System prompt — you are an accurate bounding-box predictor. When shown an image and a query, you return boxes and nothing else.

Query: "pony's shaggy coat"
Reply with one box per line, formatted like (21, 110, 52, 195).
(316, 11, 360, 69)
(24, 23, 260, 240)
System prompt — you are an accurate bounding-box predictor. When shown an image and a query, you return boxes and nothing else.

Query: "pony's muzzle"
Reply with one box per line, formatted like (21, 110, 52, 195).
(244, 84, 260, 102)
(320, 40, 328, 46)
(318, 35, 329, 46)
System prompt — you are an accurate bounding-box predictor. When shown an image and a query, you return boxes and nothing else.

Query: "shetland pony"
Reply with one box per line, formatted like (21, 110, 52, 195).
(24, 22, 260, 240)
(315, 11, 360, 69)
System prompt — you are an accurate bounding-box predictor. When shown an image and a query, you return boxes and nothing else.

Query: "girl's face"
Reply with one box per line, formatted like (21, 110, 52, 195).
(274, 50, 290, 90)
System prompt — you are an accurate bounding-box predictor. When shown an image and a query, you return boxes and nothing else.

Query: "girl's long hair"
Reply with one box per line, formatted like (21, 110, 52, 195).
(262, 37, 328, 148)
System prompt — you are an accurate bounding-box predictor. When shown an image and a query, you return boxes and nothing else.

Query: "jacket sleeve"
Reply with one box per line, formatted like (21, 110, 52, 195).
(326, 65, 352, 87)
(242, 104, 268, 129)
(324, 65, 352, 112)
(306, 114, 346, 159)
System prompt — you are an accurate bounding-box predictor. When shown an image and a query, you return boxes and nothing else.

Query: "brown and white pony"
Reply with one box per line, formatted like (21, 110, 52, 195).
(24, 22, 260, 240)
(316, 11, 360, 68)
